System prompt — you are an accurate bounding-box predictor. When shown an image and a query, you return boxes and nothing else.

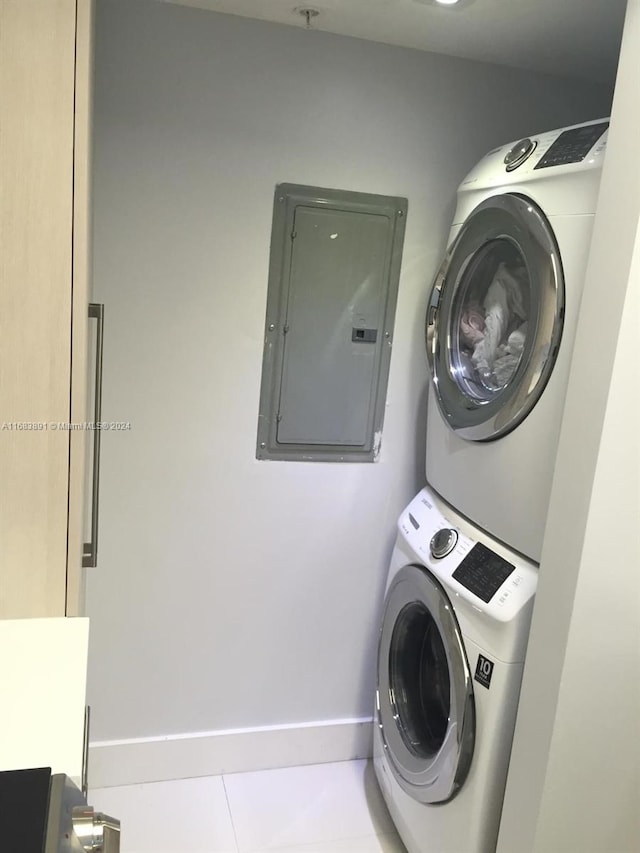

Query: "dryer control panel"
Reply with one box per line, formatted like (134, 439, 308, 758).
(533, 121, 609, 170)
(457, 117, 609, 216)
(398, 487, 537, 623)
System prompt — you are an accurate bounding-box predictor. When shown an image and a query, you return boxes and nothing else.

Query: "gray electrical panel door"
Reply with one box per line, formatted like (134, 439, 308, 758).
(279, 206, 388, 446)
(257, 184, 407, 462)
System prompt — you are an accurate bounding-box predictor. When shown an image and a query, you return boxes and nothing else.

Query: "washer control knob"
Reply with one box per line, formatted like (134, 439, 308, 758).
(430, 528, 458, 559)
(504, 138, 536, 171)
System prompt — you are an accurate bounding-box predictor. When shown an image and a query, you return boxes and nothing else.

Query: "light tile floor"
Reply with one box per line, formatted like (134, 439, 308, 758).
(91, 759, 407, 853)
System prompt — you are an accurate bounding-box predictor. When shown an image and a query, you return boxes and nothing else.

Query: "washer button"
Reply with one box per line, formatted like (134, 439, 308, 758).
(430, 528, 458, 559)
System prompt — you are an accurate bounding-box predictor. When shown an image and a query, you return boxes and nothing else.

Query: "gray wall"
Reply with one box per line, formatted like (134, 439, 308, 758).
(87, 0, 612, 744)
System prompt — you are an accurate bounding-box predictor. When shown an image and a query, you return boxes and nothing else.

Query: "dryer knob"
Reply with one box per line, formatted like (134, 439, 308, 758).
(430, 528, 458, 559)
(504, 138, 537, 171)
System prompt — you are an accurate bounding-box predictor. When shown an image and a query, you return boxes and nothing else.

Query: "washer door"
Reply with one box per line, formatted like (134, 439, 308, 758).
(376, 565, 475, 804)
(425, 193, 564, 440)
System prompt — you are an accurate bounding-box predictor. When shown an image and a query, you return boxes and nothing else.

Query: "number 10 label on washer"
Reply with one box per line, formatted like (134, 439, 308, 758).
(475, 655, 494, 689)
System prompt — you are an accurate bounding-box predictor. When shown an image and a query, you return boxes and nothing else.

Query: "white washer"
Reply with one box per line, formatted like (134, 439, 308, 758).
(374, 486, 537, 853)
(425, 118, 609, 563)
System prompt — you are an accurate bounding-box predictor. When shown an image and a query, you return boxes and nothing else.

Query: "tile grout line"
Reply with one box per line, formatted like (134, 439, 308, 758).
(217, 760, 401, 853)
(222, 774, 242, 853)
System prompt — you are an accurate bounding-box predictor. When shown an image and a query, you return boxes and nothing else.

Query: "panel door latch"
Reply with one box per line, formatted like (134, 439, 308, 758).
(351, 328, 378, 343)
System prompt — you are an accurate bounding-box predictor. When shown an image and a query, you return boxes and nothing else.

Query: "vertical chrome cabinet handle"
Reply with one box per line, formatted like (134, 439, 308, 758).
(82, 704, 91, 798)
(83, 303, 104, 569)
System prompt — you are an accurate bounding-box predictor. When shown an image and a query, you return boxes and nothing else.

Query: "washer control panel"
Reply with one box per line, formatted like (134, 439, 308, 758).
(452, 542, 515, 603)
(399, 488, 537, 621)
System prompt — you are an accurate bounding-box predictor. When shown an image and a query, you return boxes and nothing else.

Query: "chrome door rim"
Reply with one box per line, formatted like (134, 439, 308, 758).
(376, 564, 475, 804)
(425, 194, 564, 441)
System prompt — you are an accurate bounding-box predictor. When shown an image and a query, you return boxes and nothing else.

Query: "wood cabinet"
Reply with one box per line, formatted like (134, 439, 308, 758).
(0, 0, 93, 618)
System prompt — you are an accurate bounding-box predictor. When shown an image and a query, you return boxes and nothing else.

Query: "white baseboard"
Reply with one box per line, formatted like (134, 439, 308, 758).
(89, 717, 374, 789)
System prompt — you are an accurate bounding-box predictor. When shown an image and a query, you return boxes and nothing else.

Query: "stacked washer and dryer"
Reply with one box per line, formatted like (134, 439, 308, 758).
(374, 118, 609, 853)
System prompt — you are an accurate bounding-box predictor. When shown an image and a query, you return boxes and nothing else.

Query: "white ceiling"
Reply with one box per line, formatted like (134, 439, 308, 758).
(160, 0, 627, 84)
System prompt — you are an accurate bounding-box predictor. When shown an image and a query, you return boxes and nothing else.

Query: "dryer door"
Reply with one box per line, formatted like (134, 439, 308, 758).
(376, 564, 475, 804)
(425, 193, 564, 440)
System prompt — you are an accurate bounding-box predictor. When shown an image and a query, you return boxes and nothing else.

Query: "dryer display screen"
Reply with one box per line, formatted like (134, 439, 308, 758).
(452, 543, 515, 603)
(534, 122, 608, 169)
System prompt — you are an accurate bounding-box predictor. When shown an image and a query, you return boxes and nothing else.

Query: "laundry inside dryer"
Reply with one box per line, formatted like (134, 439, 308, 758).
(453, 241, 530, 398)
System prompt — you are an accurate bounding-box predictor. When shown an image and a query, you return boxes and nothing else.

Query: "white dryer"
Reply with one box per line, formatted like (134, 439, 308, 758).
(425, 118, 609, 562)
(374, 487, 537, 853)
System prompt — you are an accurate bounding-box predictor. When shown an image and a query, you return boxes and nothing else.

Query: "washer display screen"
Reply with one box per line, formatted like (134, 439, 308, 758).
(452, 543, 515, 603)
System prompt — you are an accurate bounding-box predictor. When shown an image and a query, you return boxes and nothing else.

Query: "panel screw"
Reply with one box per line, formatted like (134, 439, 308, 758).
(385, 331, 390, 338)
(278, 196, 285, 202)
(397, 210, 404, 217)
(269, 323, 276, 331)
(260, 442, 266, 448)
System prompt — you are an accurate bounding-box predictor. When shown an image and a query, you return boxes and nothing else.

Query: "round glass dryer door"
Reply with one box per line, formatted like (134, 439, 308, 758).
(425, 194, 564, 441)
(376, 565, 475, 804)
